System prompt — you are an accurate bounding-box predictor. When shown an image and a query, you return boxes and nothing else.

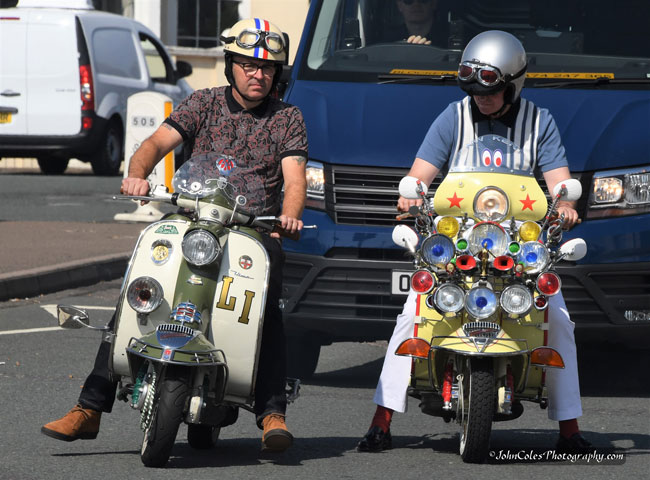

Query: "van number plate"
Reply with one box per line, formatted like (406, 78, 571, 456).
(391, 270, 412, 295)
(0, 112, 11, 124)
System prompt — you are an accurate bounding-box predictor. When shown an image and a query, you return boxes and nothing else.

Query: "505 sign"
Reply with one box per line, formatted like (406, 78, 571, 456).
(131, 115, 157, 127)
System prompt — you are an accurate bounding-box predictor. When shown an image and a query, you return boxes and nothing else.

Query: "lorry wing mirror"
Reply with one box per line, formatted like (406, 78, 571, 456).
(399, 176, 427, 199)
(392, 224, 419, 251)
(552, 178, 582, 201)
(558, 238, 588, 261)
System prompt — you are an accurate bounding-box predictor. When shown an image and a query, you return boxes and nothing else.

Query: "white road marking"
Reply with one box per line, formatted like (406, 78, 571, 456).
(0, 305, 113, 335)
(0, 326, 64, 335)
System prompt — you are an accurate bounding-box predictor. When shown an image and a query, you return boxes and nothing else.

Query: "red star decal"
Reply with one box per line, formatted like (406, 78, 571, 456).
(447, 192, 464, 208)
(520, 194, 537, 211)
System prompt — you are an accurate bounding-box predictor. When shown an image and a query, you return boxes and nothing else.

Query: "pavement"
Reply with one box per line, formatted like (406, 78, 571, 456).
(0, 159, 149, 301)
(0, 220, 146, 301)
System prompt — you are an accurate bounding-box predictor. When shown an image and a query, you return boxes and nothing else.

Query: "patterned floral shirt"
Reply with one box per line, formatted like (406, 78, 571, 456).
(165, 86, 308, 215)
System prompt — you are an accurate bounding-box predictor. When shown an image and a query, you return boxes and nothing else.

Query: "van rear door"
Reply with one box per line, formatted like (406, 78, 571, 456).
(25, 9, 81, 135)
(0, 13, 28, 134)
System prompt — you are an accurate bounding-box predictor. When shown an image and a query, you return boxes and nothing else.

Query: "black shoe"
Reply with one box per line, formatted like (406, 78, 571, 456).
(357, 426, 392, 452)
(556, 433, 594, 454)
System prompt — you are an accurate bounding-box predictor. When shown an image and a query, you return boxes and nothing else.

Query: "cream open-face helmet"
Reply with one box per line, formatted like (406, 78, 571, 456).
(221, 18, 287, 63)
(220, 18, 287, 98)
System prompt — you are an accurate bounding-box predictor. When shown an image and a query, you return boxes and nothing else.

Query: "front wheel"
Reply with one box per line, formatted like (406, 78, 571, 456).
(140, 369, 189, 468)
(286, 334, 321, 380)
(37, 156, 69, 175)
(459, 358, 495, 463)
(187, 425, 221, 449)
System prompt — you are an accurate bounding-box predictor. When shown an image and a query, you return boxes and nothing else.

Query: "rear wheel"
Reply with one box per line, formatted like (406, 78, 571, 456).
(140, 369, 189, 468)
(90, 120, 122, 176)
(187, 425, 221, 449)
(37, 156, 69, 175)
(459, 358, 495, 463)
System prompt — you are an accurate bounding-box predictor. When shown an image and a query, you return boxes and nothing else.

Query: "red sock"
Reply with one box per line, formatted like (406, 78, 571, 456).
(559, 419, 580, 439)
(370, 405, 394, 433)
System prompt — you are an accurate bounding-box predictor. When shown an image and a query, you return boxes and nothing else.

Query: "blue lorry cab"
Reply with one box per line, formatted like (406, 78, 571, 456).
(280, 0, 650, 377)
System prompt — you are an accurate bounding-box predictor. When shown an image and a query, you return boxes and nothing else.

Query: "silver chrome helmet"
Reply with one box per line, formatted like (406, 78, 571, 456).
(458, 30, 527, 104)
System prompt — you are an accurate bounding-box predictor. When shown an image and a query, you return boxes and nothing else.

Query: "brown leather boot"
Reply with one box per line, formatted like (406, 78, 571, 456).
(41, 405, 101, 442)
(261, 413, 293, 452)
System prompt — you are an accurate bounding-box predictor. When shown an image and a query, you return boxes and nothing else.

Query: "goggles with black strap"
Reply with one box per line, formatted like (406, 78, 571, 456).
(458, 61, 526, 87)
(221, 28, 285, 54)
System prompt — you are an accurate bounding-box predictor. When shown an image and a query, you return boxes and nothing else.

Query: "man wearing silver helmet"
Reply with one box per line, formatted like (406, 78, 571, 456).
(357, 30, 591, 454)
(41, 18, 307, 453)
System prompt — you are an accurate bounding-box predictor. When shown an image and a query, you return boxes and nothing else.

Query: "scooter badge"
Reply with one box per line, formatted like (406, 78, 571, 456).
(239, 255, 253, 270)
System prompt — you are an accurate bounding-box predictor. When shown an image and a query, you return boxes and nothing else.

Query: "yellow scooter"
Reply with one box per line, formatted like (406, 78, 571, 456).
(393, 135, 586, 463)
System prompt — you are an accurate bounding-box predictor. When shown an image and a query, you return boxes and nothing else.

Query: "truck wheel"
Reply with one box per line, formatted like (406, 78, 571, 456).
(187, 425, 220, 449)
(37, 156, 69, 175)
(459, 358, 495, 463)
(286, 335, 321, 380)
(140, 369, 189, 468)
(90, 120, 122, 176)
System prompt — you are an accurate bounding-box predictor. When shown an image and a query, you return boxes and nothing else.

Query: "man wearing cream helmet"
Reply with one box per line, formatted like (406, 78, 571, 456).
(42, 18, 308, 453)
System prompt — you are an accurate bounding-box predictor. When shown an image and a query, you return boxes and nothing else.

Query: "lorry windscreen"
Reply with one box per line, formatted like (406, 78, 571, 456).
(299, 0, 650, 87)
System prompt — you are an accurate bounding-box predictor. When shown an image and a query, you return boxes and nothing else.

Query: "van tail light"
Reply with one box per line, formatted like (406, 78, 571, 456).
(79, 64, 95, 113)
(395, 338, 432, 359)
(530, 347, 564, 368)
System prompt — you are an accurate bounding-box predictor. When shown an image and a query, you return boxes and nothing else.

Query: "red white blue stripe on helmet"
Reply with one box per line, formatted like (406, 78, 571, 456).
(254, 18, 270, 60)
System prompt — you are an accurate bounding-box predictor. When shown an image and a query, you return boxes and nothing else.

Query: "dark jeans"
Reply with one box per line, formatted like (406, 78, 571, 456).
(79, 234, 288, 428)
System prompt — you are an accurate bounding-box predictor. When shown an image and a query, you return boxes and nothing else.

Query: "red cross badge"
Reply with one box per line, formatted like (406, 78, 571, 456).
(239, 255, 253, 270)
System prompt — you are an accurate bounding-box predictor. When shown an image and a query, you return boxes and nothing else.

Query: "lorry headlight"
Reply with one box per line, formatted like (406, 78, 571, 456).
(306, 161, 325, 210)
(182, 230, 221, 266)
(587, 167, 650, 218)
(127, 277, 164, 313)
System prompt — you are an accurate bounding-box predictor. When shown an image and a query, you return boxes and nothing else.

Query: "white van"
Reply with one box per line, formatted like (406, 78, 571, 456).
(0, 0, 194, 175)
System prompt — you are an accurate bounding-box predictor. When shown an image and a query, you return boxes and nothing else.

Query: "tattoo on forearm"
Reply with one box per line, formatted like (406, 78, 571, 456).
(293, 156, 307, 165)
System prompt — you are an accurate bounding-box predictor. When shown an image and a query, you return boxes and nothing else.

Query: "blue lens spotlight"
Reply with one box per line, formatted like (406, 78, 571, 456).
(518, 241, 550, 274)
(465, 286, 497, 319)
(421, 234, 455, 267)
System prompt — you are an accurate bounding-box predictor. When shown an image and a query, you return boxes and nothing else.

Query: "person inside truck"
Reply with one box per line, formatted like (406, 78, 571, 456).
(41, 18, 308, 453)
(357, 30, 592, 455)
(382, 0, 448, 46)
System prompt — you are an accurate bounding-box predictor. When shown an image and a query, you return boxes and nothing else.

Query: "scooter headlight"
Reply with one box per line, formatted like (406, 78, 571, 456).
(182, 230, 221, 266)
(473, 186, 509, 222)
(127, 276, 164, 314)
(500, 284, 533, 316)
(433, 283, 465, 314)
(421, 233, 455, 267)
(518, 241, 550, 274)
(465, 286, 498, 319)
(467, 222, 509, 256)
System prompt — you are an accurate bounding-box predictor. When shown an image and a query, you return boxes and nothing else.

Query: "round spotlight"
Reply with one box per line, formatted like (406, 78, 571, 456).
(465, 286, 498, 319)
(500, 284, 533, 316)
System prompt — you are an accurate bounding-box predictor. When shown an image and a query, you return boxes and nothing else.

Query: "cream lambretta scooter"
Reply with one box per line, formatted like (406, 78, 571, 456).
(57, 153, 302, 468)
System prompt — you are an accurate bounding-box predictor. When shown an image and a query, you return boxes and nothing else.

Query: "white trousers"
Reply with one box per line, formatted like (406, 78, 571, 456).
(373, 290, 582, 421)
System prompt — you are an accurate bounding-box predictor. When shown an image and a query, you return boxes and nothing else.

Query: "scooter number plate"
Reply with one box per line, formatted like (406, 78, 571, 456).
(391, 270, 412, 295)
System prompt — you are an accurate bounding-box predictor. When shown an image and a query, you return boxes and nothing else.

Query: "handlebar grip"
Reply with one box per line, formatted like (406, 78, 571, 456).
(272, 225, 300, 241)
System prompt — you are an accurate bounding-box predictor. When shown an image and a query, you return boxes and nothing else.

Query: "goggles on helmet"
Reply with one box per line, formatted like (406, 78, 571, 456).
(231, 28, 284, 54)
(458, 62, 505, 87)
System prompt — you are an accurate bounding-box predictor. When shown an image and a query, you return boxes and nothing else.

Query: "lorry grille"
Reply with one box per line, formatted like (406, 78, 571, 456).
(327, 165, 440, 226)
(326, 165, 581, 226)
